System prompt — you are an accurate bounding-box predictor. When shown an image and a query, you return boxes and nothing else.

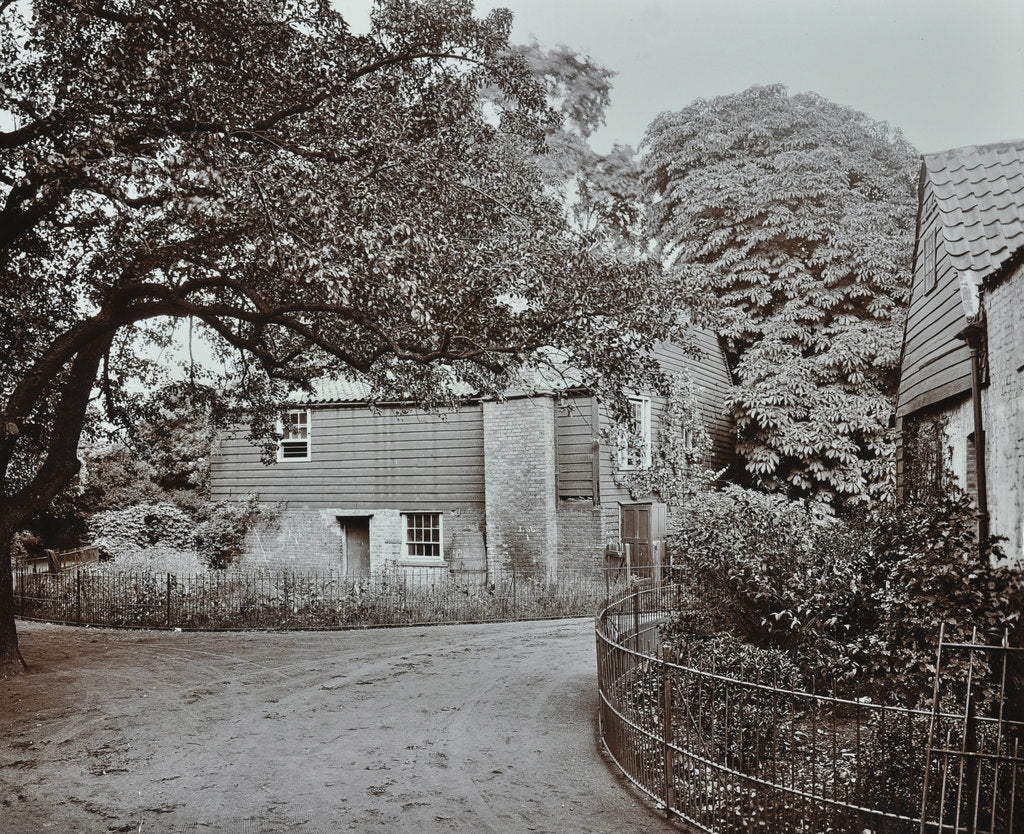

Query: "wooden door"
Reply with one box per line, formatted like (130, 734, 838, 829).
(340, 517, 370, 576)
(620, 504, 652, 578)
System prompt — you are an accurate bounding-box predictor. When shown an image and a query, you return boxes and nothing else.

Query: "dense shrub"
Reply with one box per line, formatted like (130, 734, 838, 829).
(667, 485, 1023, 706)
(91, 544, 210, 576)
(88, 494, 267, 571)
(667, 486, 870, 681)
(91, 503, 196, 556)
(859, 491, 1024, 709)
(193, 494, 264, 569)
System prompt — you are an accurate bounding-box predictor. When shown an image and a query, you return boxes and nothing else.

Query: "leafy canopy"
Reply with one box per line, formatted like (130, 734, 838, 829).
(0, 0, 682, 671)
(643, 84, 919, 505)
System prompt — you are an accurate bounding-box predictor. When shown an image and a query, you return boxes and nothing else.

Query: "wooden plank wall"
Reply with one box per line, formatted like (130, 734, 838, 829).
(210, 404, 486, 510)
(597, 333, 736, 507)
(896, 179, 973, 418)
(555, 396, 597, 500)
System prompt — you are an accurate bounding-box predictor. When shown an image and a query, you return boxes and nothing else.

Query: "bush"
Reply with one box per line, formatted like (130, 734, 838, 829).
(666, 485, 1023, 705)
(667, 485, 868, 683)
(858, 490, 1023, 709)
(91, 544, 210, 576)
(91, 503, 195, 558)
(193, 494, 264, 569)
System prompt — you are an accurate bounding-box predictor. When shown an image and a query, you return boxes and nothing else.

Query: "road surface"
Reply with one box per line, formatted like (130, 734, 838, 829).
(1, 617, 678, 833)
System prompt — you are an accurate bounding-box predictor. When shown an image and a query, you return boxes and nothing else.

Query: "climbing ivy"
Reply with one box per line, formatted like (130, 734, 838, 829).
(614, 373, 720, 505)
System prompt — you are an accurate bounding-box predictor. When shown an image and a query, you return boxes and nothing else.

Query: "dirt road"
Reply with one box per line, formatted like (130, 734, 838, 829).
(1, 618, 677, 833)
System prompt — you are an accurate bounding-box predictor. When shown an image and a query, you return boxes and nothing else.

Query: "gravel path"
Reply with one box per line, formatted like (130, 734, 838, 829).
(1, 618, 678, 833)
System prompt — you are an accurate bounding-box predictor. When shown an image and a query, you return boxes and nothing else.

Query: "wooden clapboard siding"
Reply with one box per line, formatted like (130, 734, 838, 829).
(897, 178, 973, 418)
(597, 333, 736, 505)
(555, 395, 598, 500)
(210, 403, 485, 509)
(662, 329, 736, 473)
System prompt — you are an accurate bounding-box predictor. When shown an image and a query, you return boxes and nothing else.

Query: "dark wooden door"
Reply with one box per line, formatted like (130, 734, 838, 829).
(620, 504, 652, 578)
(340, 517, 370, 576)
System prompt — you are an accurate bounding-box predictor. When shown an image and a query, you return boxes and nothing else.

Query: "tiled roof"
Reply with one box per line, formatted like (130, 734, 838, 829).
(296, 357, 585, 406)
(924, 139, 1024, 283)
(306, 378, 373, 403)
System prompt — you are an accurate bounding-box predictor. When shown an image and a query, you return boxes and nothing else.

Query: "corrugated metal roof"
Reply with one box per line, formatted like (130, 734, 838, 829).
(924, 139, 1024, 283)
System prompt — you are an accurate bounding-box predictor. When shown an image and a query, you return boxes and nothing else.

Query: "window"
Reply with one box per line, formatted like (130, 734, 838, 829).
(278, 409, 311, 461)
(402, 513, 443, 562)
(617, 397, 652, 470)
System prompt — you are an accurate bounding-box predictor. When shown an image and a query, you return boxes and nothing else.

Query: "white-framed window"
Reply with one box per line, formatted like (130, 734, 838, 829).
(278, 408, 311, 461)
(617, 397, 652, 470)
(402, 512, 443, 562)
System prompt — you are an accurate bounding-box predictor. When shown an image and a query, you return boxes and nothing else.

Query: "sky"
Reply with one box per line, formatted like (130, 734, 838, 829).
(336, 0, 1024, 156)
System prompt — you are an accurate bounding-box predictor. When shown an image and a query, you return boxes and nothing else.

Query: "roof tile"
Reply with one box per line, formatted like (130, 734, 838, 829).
(924, 139, 1024, 282)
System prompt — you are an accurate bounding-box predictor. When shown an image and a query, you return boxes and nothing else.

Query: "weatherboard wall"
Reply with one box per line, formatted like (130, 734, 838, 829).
(210, 403, 486, 510)
(896, 175, 973, 420)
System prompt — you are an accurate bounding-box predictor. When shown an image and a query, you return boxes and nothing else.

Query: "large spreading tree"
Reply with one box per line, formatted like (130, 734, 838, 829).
(643, 85, 919, 506)
(0, 0, 681, 673)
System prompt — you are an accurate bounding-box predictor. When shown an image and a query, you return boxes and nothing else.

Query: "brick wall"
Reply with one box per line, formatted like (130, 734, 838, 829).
(483, 397, 558, 577)
(243, 507, 344, 572)
(939, 398, 974, 490)
(556, 499, 606, 573)
(240, 505, 487, 575)
(980, 263, 1024, 564)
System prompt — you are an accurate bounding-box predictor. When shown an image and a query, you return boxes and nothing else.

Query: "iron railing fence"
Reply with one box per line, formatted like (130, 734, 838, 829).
(14, 565, 631, 630)
(596, 584, 1023, 834)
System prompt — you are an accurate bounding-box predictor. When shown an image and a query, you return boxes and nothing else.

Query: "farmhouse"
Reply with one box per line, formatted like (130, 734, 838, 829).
(210, 331, 734, 578)
(896, 139, 1024, 563)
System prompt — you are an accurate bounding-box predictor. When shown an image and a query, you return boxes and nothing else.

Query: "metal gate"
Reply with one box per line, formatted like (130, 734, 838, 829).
(919, 625, 1023, 833)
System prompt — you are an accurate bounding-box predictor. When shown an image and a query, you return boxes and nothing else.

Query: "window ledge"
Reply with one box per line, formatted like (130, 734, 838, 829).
(398, 559, 447, 569)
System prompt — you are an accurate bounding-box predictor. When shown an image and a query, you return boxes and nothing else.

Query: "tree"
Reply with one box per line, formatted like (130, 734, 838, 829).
(643, 85, 919, 506)
(0, 0, 681, 673)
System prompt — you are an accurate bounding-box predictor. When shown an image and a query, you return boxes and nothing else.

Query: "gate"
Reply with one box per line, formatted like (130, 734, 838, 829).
(919, 625, 1023, 833)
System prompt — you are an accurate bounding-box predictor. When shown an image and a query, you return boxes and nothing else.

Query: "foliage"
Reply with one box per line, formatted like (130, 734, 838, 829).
(0, 0, 685, 669)
(92, 544, 210, 576)
(859, 491, 1024, 709)
(90, 502, 196, 556)
(667, 485, 868, 681)
(193, 494, 265, 570)
(898, 412, 953, 504)
(667, 485, 1023, 707)
(644, 85, 919, 506)
(16, 567, 619, 629)
(613, 372, 719, 505)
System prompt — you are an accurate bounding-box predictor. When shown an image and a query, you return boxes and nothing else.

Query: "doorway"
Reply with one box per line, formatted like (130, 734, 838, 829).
(619, 504, 653, 579)
(338, 516, 370, 576)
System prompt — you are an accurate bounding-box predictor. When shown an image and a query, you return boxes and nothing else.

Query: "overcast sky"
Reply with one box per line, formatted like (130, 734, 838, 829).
(338, 0, 1024, 156)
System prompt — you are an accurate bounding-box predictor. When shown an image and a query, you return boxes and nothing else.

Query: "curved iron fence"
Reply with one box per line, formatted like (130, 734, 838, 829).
(595, 583, 1023, 833)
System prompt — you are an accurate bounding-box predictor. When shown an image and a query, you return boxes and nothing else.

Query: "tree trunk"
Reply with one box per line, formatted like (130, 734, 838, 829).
(0, 333, 112, 676)
(0, 522, 26, 675)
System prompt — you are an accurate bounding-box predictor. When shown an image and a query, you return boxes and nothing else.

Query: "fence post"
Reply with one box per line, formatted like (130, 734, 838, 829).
(75, 569, 82, 625)
(632, 587, 640, 652)
(166, 573, 172, 627)
(19, 570, 24, 617)
(662, 645, 676, 818)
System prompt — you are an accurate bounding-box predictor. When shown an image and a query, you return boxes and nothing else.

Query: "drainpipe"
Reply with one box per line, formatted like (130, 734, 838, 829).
(957, 319, 989, 545)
